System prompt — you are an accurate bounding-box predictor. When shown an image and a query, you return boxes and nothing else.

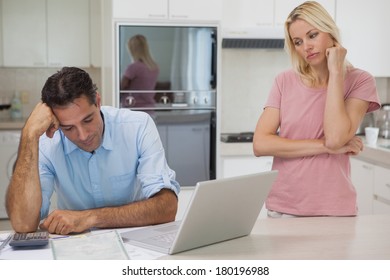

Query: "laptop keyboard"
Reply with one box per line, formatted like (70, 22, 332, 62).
(150, 232, 176, 244)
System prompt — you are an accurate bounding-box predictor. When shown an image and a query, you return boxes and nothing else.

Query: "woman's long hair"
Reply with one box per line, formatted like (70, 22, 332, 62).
(127, 34, 158, 70)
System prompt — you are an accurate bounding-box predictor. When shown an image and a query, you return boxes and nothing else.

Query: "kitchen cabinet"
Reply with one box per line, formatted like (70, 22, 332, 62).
(222, 0, 335, 33)
(90, 0, 102, 67)
(2, 0, 47, 67)
(112, 0, 222, 21)
(336, 0, 390, 76)
(373, 164, 390, 214)
(351, 157, 390, 215)
(222, 0, 274, 29)
(0, 2, 2, 66)
(350, 158, 374, 215)
(221, 155, 273, 178)
(47, 0, 90, 67)
(2, 0, 90, 67)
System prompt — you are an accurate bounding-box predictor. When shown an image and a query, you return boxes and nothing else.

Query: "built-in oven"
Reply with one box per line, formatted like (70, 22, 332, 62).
(116, 23, 217, 186)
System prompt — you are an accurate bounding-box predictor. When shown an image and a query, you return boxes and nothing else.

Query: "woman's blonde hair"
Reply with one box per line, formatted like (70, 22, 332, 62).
(128, 34, 158, 70)
(284, 1, 351, 85)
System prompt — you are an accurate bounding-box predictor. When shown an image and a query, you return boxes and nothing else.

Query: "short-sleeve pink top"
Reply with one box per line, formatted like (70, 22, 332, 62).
(264, 68, 380, 216)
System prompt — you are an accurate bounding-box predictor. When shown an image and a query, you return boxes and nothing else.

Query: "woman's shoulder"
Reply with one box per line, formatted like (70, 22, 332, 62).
(274, 69, 301, 87)
(345, 67, 374, 82)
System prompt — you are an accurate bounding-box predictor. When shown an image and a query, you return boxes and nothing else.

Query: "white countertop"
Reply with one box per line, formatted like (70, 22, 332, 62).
(220, 136, 390, 168)
(2, 214, 390, 260)
(163, 214, 390, 260)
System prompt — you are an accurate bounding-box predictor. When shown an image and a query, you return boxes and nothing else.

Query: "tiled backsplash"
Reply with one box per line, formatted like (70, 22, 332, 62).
(221, 49, 390, 133)
(0, 67, 101, 119)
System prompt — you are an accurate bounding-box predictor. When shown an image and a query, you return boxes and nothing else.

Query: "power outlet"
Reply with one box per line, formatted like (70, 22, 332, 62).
(21, 91, 29, 104)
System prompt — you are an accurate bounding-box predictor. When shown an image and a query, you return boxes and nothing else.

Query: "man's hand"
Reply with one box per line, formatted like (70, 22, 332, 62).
(39, 209, 93, 235)
(25, 102, 59, 139)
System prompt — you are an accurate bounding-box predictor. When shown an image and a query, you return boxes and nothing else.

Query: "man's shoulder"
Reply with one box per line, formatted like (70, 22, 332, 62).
(101, 106, 151, 125)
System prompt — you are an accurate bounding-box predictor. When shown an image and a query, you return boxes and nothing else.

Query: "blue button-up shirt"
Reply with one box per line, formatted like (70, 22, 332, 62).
(38, 106, 180, 219)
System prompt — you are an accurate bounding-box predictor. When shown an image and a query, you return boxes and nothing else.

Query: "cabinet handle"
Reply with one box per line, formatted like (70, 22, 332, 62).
(148, 14, 166, 18)
(170, 14, 188, 19)
(362, 165, 372, 170)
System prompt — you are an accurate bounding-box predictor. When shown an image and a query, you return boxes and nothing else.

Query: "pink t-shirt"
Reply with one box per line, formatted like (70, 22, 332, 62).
(265, 68, 380, 216)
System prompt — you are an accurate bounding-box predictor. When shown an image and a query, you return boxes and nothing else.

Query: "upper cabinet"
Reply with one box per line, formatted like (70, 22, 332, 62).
(0, 2, 3, 66)
(336, 0, 390, 77)
(2, 0, 91, 68)
(112, 0, 222, 21)
(222, 0, 335, 37)
(274, 0, 335, 26)
(46, 0, 90, 67)
(2, 0, 47, 67)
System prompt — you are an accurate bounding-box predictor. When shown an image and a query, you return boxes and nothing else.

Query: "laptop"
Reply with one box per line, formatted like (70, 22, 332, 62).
(120, 170, 278, 255)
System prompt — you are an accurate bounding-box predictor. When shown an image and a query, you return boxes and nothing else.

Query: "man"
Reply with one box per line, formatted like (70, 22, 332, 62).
(6, 67, 180, 235)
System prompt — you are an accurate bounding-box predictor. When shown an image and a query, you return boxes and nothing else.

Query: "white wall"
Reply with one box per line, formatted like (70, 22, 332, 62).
(220, 48, 289, 133)
(220, 48, 390, 134)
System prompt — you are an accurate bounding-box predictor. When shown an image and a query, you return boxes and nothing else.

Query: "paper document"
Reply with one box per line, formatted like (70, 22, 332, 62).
(51, 230, 129, 260)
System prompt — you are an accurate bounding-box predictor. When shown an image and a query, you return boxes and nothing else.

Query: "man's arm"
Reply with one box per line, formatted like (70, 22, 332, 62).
(6, 102, 59, 233)
(39, 188, 178, 234)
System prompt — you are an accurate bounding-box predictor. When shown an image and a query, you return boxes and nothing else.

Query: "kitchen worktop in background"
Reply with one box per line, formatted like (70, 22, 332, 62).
(220, 136, 390, 168)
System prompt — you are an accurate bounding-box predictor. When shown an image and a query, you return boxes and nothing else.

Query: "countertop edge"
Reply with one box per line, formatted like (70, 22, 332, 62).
(220, 137, 390, 168)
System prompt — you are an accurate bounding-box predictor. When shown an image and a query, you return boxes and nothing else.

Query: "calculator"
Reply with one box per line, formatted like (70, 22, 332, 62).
(9, 231, 49, 247)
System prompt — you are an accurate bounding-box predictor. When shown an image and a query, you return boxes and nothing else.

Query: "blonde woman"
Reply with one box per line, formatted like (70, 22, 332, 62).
(120, 34, 159, 108)
(253, 1, 380, 217)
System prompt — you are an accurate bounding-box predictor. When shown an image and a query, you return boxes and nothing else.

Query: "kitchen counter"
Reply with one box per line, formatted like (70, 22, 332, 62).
(0, 118, 25, 130)
(163, 214, 390, 260)
(220, 136, 390, 168)
(2, 214, 390, 260)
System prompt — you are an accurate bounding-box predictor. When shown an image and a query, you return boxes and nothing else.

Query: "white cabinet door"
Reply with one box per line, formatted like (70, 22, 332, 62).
(222, 156, 273, 179)
(274, 0, 335, 27)
(350, 158, 374, 215)
(47, 0, 90, 67)
(112, 0, 168, 20)
(2, 0, 91, 68)
(2, 0, 47, 67)
(0, 2, 3, 66)
(169, 0, 222, 21)
(90, 0, 102, 67)
(373, 164, 390, 215)
(222, 0, 273, 28)
(373, 199, 390, 215)
(336, 0, 390, 76)
(112, 0, 221, 21)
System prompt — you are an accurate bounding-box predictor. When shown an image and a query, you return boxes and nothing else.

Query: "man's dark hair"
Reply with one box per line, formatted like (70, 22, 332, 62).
(41, 67, 98, 108)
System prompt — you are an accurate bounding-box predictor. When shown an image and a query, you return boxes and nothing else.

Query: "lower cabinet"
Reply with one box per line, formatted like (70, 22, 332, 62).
(350, 157, 390, 215)
(350, 158, 374, 215)
(373, 165, 390, 214)
(221, 156, 273, 178)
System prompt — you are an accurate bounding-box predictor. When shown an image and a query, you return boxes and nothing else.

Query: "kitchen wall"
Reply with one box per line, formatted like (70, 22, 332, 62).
(221, 48, 390, 133)
(0, 67, 101, 119)
(221, 49, 289, 133)
(1, 51, 389, 125)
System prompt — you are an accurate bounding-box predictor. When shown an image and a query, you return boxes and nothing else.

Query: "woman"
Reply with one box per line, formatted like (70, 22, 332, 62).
(253, 1, 380, 217)
(120, 34, 159, 108)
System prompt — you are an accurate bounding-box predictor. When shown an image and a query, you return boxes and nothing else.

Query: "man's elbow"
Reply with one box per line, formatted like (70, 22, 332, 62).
(10, 218, 39, 233)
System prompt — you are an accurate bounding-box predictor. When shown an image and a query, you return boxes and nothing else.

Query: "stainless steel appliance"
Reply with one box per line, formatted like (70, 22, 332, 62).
(116, 24, 217, 186)
(377, 103, 390, 139)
